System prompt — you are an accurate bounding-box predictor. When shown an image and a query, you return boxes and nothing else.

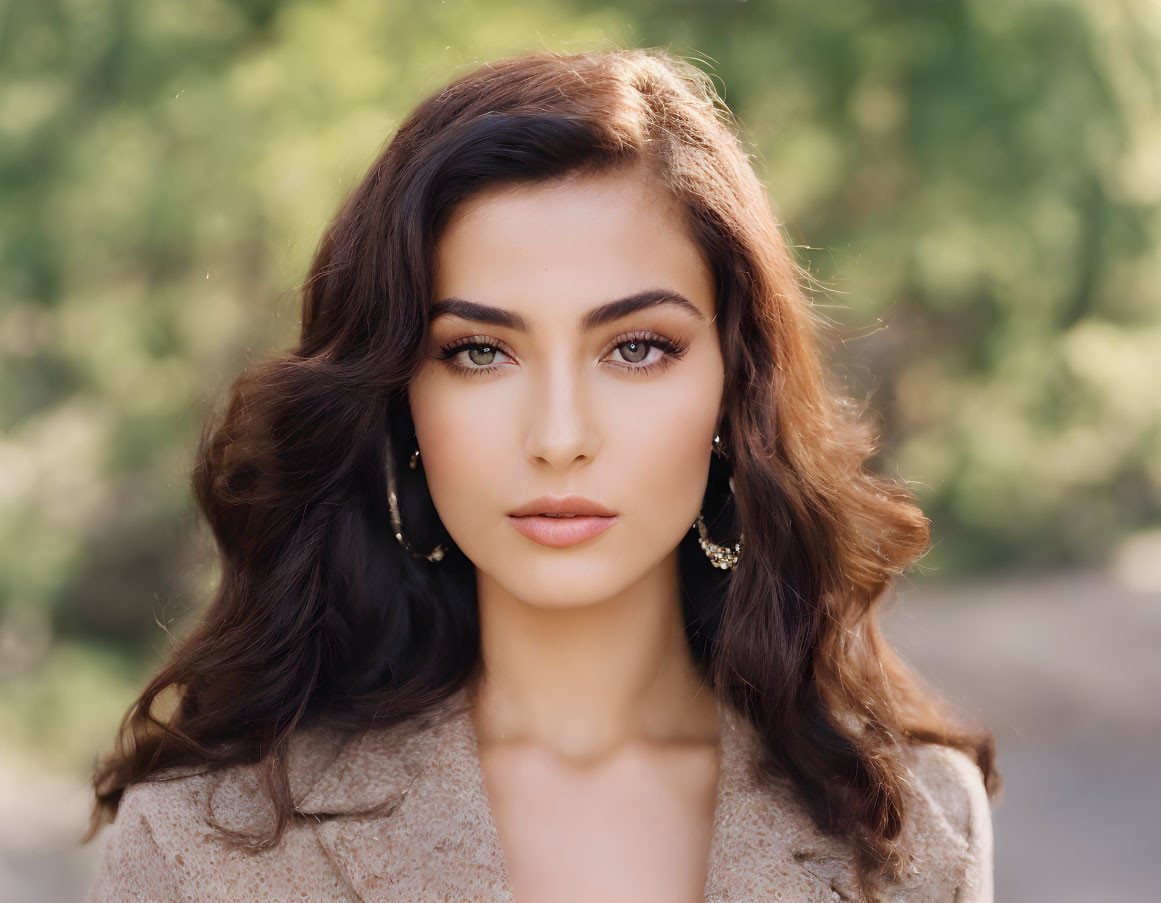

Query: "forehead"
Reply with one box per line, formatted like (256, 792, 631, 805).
(431, 169, 716, 323)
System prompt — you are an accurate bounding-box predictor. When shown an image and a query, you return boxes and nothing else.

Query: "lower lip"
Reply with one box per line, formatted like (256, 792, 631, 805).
(507, 514, 618, 548)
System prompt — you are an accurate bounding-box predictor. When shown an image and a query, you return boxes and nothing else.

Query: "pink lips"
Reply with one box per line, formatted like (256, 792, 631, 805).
(507, 494, 619, 548)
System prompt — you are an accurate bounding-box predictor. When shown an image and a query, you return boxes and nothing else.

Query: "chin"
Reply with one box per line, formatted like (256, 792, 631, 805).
(477, 553, 649, 610)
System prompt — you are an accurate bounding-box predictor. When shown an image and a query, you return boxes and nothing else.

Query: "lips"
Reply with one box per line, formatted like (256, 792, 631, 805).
(507, 494, 619, 548)
(507, 495, 617, 518)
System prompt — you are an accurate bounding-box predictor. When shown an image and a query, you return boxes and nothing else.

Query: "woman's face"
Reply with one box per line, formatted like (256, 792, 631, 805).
(408, 167, 724, 608)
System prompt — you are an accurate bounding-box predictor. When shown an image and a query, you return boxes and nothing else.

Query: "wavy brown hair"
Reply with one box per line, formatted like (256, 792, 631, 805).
(87, 47, 999, 889)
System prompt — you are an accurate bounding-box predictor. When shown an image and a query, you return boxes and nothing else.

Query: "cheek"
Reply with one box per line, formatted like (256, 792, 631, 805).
(407, 372, 513, 537)
(603, 359, 723, 532)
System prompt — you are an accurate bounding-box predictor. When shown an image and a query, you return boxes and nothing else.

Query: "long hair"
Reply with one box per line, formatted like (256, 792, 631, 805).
(88, 47, 999, 886)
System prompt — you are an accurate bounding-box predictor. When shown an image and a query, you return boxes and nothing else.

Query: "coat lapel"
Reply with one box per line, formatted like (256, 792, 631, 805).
(702, 697, 865, 902)
(303, 690, 514, 901)
(299, 686, 871, 902)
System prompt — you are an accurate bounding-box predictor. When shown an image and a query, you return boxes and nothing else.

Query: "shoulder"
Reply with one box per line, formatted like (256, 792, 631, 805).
(903, 741, 993, 852)
(86, 773, 199, 902)
(896, 741, 994, 902)
(86, 724, 377, 903)
(86, 767, 217, 903)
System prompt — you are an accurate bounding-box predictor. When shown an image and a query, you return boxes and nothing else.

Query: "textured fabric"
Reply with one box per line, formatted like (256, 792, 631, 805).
(87, 687, 993, 902)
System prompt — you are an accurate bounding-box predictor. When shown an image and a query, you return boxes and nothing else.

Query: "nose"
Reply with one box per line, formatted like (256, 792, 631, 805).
(522, 359, 600, 471)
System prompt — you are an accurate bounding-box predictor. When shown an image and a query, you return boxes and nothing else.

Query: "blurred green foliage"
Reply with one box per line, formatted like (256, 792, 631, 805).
(1, 0, 1159, 763)
(600, 0, 1161, 573)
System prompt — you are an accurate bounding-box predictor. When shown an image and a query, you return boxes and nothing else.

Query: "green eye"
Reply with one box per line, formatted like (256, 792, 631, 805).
(618, 341, 649, 363)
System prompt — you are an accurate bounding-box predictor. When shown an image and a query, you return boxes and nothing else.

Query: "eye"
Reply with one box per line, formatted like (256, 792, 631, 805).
(603, 331, 688, 376)
(614, 339, 652, 364)
(435, 337, 514, 376)
(465, 344, 501, 366)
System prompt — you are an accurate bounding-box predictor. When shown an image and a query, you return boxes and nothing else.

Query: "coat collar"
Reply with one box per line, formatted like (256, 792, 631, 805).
(224, 686, 964, 902)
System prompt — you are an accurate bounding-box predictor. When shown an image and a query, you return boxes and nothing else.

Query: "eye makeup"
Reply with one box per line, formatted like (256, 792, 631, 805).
(433, 328, 690, 379)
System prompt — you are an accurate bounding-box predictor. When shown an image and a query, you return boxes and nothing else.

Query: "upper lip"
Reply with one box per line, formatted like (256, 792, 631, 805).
(508, 495, 618, 517)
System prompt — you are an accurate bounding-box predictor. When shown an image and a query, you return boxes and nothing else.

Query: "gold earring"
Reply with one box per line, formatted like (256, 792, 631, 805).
(386, 441, 445, 563)
(409, 448, 420, 470)
(694, 513, 743, 569)
(695, 440, 742, 569)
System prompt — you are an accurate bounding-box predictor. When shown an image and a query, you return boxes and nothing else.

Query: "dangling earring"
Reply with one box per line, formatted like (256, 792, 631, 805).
(694, 435, 743, 570)
(386, 441, 446, 563)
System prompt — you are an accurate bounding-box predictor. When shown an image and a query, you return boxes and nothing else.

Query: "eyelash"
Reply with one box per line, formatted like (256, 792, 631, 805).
(434, 330, 689, 378)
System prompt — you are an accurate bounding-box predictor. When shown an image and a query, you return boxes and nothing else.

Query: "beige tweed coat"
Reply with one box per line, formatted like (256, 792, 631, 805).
(87, 686, 993, 902)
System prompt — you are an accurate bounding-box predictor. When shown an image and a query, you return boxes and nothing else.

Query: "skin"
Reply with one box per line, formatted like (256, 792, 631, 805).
(407, 166, 726, 901)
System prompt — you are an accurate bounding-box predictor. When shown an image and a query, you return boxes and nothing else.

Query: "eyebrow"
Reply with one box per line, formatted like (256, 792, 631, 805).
(427, 289, 707, 333)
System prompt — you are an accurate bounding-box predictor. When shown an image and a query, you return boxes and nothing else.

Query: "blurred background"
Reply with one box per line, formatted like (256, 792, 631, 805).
(1, 0, 1159, 899)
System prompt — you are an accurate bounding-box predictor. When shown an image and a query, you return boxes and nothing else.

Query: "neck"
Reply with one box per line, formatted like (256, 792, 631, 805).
(469, 551, 718, 763)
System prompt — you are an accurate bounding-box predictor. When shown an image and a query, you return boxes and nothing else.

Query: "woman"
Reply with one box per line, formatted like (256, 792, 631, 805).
(86, 47, 999, 902)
